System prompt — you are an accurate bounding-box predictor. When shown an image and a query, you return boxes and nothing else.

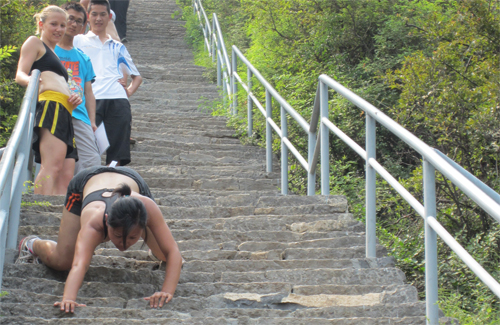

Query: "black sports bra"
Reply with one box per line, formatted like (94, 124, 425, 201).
(82, 188, 120, 239)
(31, 42, 69, 81)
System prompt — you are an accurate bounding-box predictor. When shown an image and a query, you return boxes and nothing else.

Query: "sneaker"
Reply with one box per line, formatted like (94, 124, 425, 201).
(148, 249, 163, 269)
(130, 137, 136, 145)
(15, 235, 40, 264)
(120, 37, 128, 43)
(148, 249, 185, 269)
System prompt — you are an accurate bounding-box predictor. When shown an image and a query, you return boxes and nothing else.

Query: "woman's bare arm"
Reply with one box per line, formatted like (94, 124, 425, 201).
(15, 36, 43, 87)
(83, 80, 97, 131)
(143, 198, 182, 308)
(55, 222, 103, 313)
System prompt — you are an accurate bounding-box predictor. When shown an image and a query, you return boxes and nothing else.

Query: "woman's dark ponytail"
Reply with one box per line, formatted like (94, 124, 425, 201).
(108, 184, 147, 248)
(112, 183, 132, 197)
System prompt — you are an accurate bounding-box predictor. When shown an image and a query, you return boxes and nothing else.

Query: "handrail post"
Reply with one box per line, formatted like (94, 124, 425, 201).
(211, 17, 216, 62)
(247, 68, 253, 136)
(7, 155, 25, 249)
(366, 114, 376, 258)
(6, 123, 30, 249)
(266, 89, 273, 172)
(320, 81, 329, 195)
(204, 24, 209, 52)
(423, 158, 439, 325)
(0, 175, 13, 289)
(307, 132, 317, 196)
(202, 25, 207, 52)
(231, 50, 237, 115)
(217, 53, 221, 87)
(281, 105, 288, 194)
(222, 70, 227, 107)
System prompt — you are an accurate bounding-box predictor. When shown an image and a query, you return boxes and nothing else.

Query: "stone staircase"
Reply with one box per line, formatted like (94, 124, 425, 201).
(1, 0, 451, 323)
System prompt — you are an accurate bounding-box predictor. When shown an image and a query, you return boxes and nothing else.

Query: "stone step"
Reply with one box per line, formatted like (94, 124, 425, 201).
(0, 288, 424, 320)
(137, 72, 210, 82)
(18, 227, 366, 246)
(130, 133, 241, 145)
(20, 201, 348, 219)
(130, 123, 236, 136)
(130, 139, 265, 154)
(133, 81, 217, 91)
(219, 268, 407, 286)
(179, 245, 386, 261)
(2, 267, 407, 299)
(163, 214, 360, 231)
(130, 146, 267, 161)
(126, 157, 270, 168)
(0, 316, 434, 325)
(180, 257, 396, 274)
(131, 91, 218, 101)
(0, 290, 436, 322)
(132, 112, 224, 122)
(139, 169, 280, 181)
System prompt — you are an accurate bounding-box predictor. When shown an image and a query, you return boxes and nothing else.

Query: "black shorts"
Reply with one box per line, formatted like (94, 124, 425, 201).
(64, 166, 153, 216)
(33, 99, 78, 163)
(96, 99, 131, 166)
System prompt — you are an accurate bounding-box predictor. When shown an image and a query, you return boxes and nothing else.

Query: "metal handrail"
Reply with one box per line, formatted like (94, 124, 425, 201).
(0, 69, 40, 289)
(193, 0, 233, 108)
(192, 0, 211, 53)
(192, 2, 500, 324)
(231, 46, 314, 195)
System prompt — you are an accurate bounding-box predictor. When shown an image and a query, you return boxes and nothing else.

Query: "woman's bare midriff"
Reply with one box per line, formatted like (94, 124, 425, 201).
(38, 71, 71, 96)
(82, 172, 141, 198)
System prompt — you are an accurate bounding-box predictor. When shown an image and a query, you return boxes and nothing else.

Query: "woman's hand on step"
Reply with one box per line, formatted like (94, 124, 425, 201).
(54, 299, 87, 313)
(144, 291, 173, 309)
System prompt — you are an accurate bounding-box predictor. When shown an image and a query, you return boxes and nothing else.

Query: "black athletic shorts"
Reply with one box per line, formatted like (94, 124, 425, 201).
(64, 166, 153, 216)
(33, 98, 78, 163)
(96, 98, 131, 166)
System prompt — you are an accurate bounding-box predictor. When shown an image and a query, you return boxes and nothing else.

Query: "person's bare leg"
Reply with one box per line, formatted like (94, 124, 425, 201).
(32, 208, 81, 270)
(35, 129, 67, 195)
(56, 158, 76, 195)
(79, 0, 89, 10)
(107, 20, 120, 42)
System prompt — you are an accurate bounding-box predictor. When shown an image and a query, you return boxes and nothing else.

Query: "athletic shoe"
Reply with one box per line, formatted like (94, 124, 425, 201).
(148, 249, 185, 269)
(121, 37, 128, 43)
(15, 235, 40, 264)
(148, 249, 163, 269)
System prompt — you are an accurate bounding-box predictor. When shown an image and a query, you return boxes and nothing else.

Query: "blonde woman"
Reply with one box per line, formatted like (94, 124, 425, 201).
(16, 5, 82, 195)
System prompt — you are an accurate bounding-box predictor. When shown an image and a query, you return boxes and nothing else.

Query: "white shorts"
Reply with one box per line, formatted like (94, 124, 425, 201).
(72, 118, 101, 175)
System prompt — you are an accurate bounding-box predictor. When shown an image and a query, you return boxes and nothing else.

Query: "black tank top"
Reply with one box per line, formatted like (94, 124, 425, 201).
(31, 42, 69, 81)
(81, 189, 120, 239)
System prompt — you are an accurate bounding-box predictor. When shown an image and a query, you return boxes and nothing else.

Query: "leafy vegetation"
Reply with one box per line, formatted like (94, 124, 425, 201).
(0, 0, 65, 146)
(176, 0, 500, 321)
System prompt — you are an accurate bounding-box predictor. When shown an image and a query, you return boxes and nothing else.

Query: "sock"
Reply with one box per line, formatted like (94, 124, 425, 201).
(26, 237, 40, 255)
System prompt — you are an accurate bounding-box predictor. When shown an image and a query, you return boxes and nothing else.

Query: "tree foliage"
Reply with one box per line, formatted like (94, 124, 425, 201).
(0, 0, 62, 146)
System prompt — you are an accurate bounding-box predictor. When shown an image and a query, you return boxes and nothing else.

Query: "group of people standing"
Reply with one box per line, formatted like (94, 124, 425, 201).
(16, 0, 140, 196)
(14, 0, 183, 313)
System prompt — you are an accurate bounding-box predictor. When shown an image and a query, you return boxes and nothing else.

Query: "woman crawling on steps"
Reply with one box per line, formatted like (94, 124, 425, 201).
(17, 166, 183, 313)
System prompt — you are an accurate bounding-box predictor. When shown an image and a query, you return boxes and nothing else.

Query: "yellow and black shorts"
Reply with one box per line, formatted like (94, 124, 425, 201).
(33, 91, 78, 163)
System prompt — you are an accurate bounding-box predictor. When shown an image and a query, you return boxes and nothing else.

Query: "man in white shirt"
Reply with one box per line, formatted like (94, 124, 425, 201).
(74, 0, 142, 166)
